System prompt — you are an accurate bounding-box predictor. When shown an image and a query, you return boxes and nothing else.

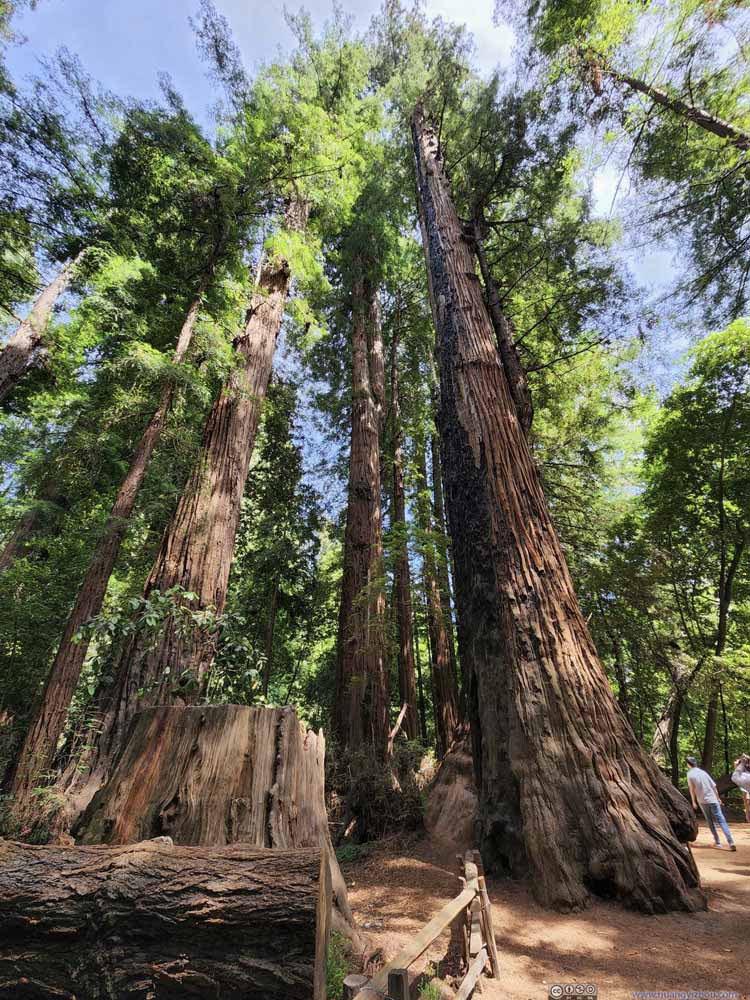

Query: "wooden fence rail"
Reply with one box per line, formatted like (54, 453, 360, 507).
(347, 849, 499, 999)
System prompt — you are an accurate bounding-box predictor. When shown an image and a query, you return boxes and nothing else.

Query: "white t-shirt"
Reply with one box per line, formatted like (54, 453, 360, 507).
(687, 767, 719, 805)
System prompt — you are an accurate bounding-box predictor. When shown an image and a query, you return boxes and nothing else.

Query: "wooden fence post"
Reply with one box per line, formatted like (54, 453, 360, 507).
(472, 850, 500, 978)
(387, 968, 409, 1000)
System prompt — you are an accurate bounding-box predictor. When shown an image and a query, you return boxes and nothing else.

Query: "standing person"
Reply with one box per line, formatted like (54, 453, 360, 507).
(731, 754, 750, 822)
(686, 755, 737, 850)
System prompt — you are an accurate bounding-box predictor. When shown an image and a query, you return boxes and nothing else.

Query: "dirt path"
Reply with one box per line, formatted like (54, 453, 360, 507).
(346, 820, 749, 999)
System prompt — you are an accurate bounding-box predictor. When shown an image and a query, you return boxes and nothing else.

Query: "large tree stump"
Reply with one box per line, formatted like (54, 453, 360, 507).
(0, 838, 330, 999)
(74, 705, 360, 945)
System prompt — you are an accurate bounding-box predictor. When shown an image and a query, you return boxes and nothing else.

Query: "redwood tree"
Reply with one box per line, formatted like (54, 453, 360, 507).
(412, 103, 703, 913)
(68, 204, 305, 804)
(334, 267, 389, 754)
(414, 436, 460, 757)
(390, 321, 419, 741)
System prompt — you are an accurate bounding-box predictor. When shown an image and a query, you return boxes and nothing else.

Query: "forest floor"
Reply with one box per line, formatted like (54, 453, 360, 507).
(345, 815, 750, 1000)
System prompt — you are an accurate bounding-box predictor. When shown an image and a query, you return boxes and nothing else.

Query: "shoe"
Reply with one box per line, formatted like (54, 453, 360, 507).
(729, 845, 737, 851)
(712, 843, 722, 848)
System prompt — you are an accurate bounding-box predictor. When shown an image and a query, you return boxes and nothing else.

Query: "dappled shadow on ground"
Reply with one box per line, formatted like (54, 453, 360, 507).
(346, 823, 750, 1000)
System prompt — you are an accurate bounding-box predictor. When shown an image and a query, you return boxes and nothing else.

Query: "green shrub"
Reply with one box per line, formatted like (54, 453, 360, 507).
(335, 840, 377, 865)
(418, 983, 442, 1000)
(326, 931, 350, 1000)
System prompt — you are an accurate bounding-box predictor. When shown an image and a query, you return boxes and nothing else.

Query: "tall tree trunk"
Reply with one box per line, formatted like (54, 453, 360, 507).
(334, 269, 389, 753)
(472, 213, 533, 433)
(390, 328, 419, 741)
(412, 104, 703, 913)
(0, 251, 84, 402)
(67, 206, 304, 809)
(415, 438, 459, 757)
(702, 532, 744, 770)
(651, 652, 703, 786)
(594, 596, 632, 725)
(428, 425, 461, 708)
(262, 576, 280, 697)
(5, 291, 207, 802)
(412, 602, 428, 742)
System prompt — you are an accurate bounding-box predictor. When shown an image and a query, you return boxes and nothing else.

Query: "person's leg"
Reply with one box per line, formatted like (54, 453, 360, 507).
(743, 791, 750, 822)
(709, 803, 735, 847)
(701, 803, 719, 843)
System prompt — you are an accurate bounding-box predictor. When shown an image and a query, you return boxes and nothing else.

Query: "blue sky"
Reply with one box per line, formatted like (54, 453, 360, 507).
(7, 0, 675, 291)
(7, 0, 513, 108)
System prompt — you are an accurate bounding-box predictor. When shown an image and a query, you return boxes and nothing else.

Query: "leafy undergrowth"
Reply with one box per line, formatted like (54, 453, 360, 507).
(335, 840, 378, 865)
(326, 931, 351, 1000)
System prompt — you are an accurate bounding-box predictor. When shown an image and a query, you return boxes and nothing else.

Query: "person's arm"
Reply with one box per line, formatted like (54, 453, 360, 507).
(712, 779, 722, 805)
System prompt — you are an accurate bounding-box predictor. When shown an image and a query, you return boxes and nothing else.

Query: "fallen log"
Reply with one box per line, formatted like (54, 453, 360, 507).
(74, 704, 360, 947)
(0, 838, 330, 1000)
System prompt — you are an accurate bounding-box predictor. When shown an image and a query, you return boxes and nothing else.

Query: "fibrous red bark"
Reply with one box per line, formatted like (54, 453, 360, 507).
(429, 424, 462, 711)
(412, 103, 704, 913)
(72, 704, 359, 947)
(0, 838, 330, 1000)
(334, 270, 389, 753)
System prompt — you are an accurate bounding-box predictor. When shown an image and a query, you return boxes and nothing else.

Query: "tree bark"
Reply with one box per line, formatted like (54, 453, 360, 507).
(262, 576, 280, 697)
(594, 596, 632, 726)
(429, 425, 462, 710)
(0, 252, 84, 402)
(334, 269, 389, 753)
(415, 438, 460, 757)
(71, 704, 358, 947)
(472, 214, 533, 434)
(702, 536, 744, 769)
(412, 604, 429, 742)
(0, 838, 330, 1000)
(390, 327, 419, 741)
(68, 203, 305, 805)
(651, 651, 703, 786)
(5, 290, 206, 803)
(412, 103, 703, 913)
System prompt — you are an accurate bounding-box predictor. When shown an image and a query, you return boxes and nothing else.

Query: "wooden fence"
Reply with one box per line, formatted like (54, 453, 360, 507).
(343, 850, 499, 1000)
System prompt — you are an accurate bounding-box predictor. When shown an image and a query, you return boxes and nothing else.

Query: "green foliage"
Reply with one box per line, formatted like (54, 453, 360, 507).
(518, 0, 750, 320)
(75, 586, 263, 705)
(334, 840, 378, 865)
(326, 931, 351, 1000)
(417, 978, 443, 1000)
(644, 319, 750, 651)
